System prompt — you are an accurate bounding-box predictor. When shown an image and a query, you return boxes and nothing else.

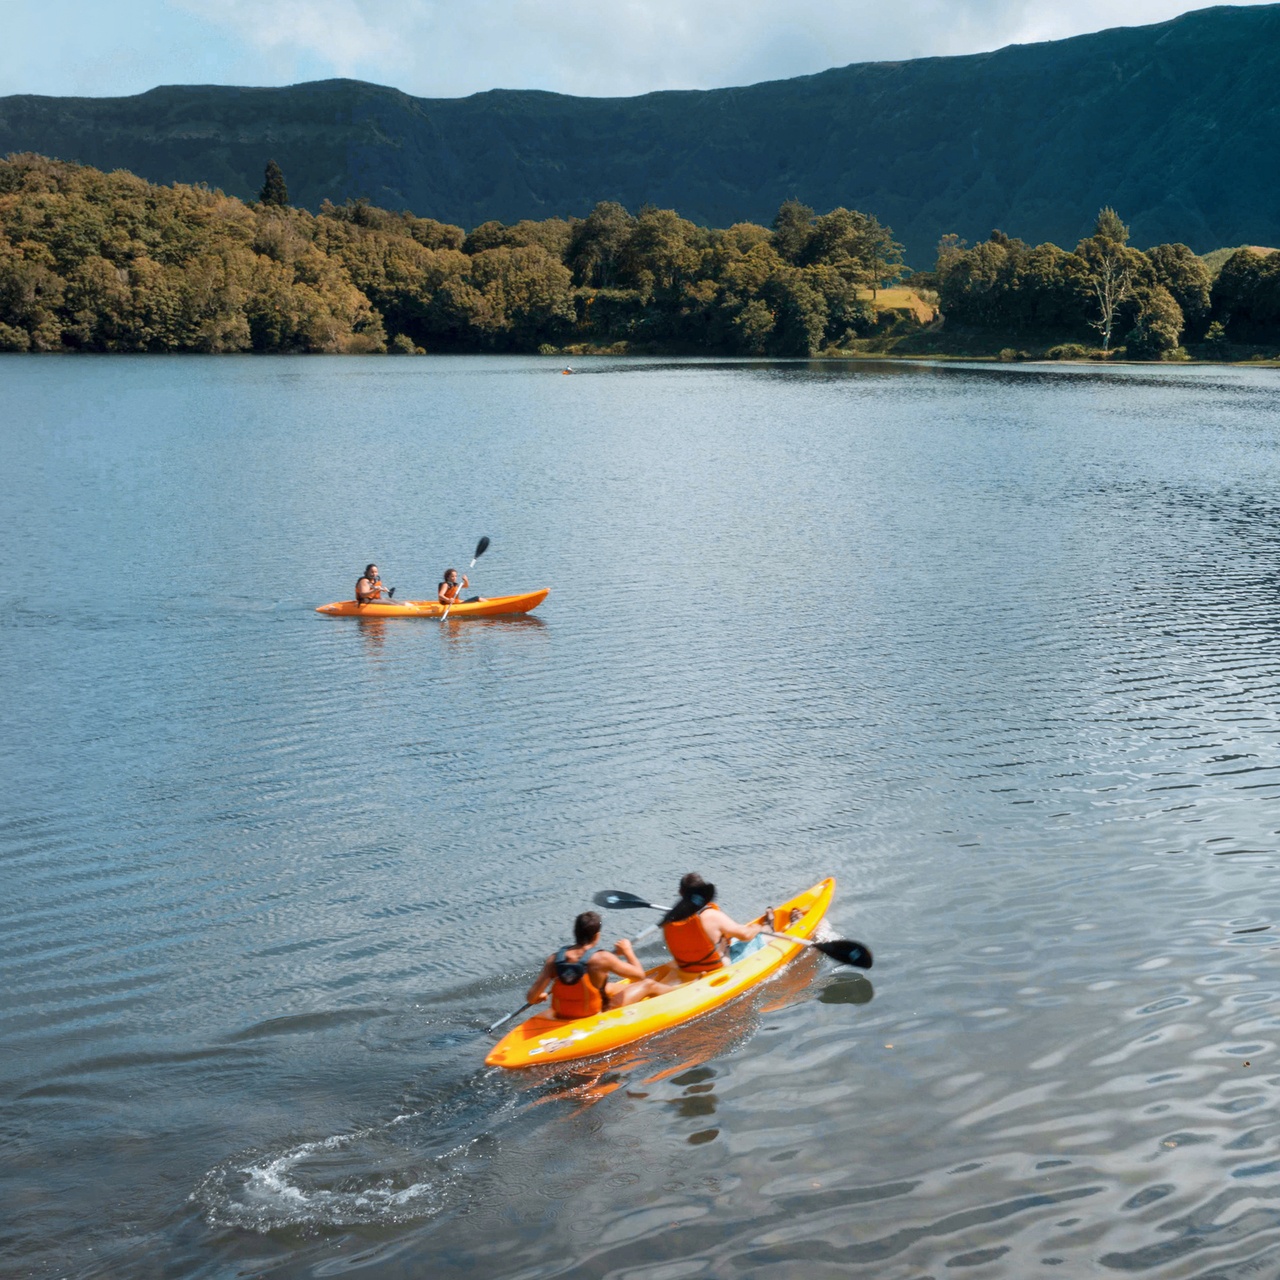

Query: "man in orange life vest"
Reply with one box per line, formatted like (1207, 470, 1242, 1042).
(662, 872, 784, 972)
(526, 911, 676, 1020)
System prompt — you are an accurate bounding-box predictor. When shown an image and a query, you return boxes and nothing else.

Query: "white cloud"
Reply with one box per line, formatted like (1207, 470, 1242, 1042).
(3, 0, 1274, 99)
(171, 0, 1277, 97)
(175, 0, 402, 76)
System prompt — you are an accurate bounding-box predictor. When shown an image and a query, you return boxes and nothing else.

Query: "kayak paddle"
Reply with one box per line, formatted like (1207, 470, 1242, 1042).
(593, 890, 666, 911)
(441, 536, 490, 621)
(760, 931, 872, 968)
(593, 888, 873, 969)
(487, 1000, 535, 1034)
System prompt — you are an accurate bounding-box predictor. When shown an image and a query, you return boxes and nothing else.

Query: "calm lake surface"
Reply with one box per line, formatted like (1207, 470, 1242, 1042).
(3, 355, 1280, 1279)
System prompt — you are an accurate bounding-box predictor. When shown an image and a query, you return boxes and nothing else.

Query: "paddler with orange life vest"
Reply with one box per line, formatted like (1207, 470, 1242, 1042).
(526, 911, 676, 1020)
(662, 873, 795, 973)
(438, 568, 482, 606)
(355, 564, 393, 604)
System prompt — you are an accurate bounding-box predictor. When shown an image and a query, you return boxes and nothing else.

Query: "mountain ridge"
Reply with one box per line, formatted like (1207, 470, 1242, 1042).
(2, 4, 1279, 263)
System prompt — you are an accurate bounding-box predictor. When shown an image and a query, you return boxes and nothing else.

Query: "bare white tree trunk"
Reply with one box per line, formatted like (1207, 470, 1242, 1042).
(1088, 250, 1134, 351)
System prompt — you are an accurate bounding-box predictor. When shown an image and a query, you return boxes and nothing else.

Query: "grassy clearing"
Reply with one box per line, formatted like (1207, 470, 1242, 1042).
(864, 288, 938, 322)
(1199, 245, 1277, 278)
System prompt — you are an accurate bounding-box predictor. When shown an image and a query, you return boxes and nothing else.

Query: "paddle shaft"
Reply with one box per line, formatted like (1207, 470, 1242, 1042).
(487, 1000, 534, 1034)
(759, 928, 823, 951)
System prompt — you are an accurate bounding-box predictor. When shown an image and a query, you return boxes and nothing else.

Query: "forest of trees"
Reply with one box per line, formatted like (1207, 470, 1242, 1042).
(1, 155, 1276, 358)
(0, 154, 903, 356)
(929, 208, 1280, 357)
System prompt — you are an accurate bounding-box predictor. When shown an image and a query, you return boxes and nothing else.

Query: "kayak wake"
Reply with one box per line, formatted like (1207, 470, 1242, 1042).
(189, 1072, 525, 1232)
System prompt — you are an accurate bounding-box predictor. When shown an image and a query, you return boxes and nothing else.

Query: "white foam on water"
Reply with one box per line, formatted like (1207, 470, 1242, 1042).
(190, 1113, 480, 1230)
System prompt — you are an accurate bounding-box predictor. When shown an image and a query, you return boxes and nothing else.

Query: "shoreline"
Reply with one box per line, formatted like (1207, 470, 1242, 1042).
(2, 348, 1275, 366)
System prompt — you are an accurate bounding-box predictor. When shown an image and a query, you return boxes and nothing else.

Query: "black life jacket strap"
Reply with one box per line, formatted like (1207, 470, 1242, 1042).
(554, 945, 600, 985)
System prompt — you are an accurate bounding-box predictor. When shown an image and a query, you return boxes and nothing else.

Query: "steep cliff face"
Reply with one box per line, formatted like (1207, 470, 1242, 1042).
(3, 4, 1279, 262)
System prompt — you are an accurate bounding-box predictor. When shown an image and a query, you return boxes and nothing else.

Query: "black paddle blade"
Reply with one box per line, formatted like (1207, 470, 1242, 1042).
(593, 889, 663, 910)
(815, 938, 873, 969)
(473, 536, 491, 561)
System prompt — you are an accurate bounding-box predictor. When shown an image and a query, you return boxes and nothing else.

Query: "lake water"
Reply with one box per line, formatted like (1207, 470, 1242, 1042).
(3, 354, 1280, 1279)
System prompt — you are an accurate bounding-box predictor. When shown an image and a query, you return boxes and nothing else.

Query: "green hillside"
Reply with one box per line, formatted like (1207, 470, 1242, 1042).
(2, 5, 1279, 265)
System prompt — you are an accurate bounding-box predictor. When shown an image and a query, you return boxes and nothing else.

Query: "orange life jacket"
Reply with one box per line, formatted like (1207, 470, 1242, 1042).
(663, 903, 726, 973)
(550, 945, 604, 1019)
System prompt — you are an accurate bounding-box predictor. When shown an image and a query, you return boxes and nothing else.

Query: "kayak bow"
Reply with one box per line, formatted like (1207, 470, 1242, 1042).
(486, 877, 836, 1069)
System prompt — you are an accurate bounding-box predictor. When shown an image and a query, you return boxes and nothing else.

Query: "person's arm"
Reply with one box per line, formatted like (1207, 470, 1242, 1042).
(526, 956, 555, 1005)
(356, 577, 373, 602)
(595, 940, 647, 982)
(703, 907, 762, 944)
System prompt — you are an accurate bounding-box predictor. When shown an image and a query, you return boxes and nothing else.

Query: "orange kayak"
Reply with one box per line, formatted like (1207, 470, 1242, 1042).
(486, 877, 835, 1069)
(315, 589, 549, 618)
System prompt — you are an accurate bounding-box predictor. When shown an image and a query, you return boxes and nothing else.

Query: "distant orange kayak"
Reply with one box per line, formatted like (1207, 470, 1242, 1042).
(315, 588, 549, 618)
(486, 877, 835, 1069)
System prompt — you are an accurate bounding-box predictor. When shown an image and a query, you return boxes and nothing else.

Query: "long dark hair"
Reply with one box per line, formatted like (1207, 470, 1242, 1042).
(662, 873, 716, 924)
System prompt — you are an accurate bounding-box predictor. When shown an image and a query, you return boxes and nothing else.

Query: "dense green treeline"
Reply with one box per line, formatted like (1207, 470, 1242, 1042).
(3, 154, 1276, 358)
(929, 209, 1280, 357)
(0, 154, 904, 356)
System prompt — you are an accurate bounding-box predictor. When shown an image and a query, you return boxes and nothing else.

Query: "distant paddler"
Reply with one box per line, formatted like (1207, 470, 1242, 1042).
(525, 911, 675, 1020)
(355, 563, 394, 604)
(438, 567, 481, 606)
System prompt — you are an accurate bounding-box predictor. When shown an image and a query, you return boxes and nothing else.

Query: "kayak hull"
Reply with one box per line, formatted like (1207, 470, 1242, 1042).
(316, 589, 549, 618)
(486, 877, 836, 1069)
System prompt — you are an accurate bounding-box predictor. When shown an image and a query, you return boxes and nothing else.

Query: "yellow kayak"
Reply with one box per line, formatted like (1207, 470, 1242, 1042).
(315, 589, 549, 618)
(486, 877, 836, 1069)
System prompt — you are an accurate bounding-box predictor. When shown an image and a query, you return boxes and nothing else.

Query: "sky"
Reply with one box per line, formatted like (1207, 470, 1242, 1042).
(2, 0, 1272, 100)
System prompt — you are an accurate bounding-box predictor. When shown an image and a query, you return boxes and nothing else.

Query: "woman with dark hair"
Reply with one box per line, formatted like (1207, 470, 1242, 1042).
(438, 568, 481, 606)
(662, 873, 787, 973)
(355, 564, 392, 604)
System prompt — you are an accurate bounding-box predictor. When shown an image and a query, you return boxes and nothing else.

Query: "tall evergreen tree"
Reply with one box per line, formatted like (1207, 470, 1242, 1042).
(259, 159, 289, 208)
(1092, 206, 1129, 245)
(771, 200, 815, 265)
